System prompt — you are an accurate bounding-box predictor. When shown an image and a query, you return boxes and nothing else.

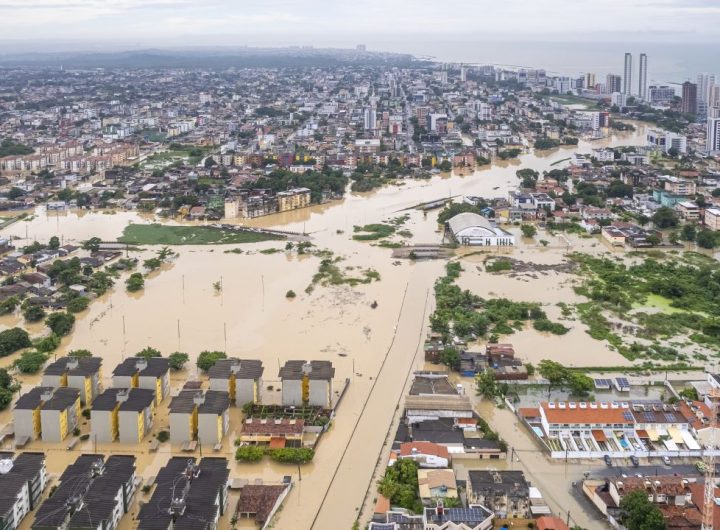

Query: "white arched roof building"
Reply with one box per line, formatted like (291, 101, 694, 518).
(445, 212, 515, 247)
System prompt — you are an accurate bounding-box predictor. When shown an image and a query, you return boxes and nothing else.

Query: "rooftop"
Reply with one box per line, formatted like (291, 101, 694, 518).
(43, 356, 102, 377)
(206, 358, 264, 380)
(92, 388, 155, 412)
(278, 360, 334, 380)
(112, 357, 169, 378)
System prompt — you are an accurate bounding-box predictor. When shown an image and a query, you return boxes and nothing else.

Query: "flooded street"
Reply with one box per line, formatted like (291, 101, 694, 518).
(0, 125, 649, 529)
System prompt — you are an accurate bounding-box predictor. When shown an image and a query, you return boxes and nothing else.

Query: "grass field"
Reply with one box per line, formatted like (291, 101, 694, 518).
(118, 224, 284, 245)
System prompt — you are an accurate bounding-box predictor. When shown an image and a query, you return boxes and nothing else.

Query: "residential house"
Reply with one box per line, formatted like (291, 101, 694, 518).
(42, 356, 103, 405)
(169, 390, 230, 446)
(14, 387, 81, 443)
(279, 360, 334, 408)
(467, 470, 531, 518)
(393, 441, 450, 468)
(240, 418, 304, 448)
(418, 469, 458, 505)
(112, 357, 170, 405)
(137, 457, 229, 530)
(423, 504, 494, 530)
(0, 453, 47, 530)
(207, 358, 263, 405)
(91, 388, 155, 443)
(32, 454, 136, 530)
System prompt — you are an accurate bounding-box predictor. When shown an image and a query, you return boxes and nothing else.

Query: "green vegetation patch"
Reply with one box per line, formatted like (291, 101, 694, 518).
(352, 224, 396, 241)
(118, 224, 284, 245)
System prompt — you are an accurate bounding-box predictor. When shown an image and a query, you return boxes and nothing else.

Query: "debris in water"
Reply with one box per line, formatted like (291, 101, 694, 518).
(371, 300, 378, 309)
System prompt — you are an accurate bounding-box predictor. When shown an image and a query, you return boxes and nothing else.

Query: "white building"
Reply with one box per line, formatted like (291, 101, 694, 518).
(611, 92, 627, 108)
(647, 129, 688, 154)
(707, 108, 720, 154)
(445, 213, 515, 247)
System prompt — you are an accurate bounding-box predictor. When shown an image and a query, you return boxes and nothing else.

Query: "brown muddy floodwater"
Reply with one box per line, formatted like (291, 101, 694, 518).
(2, 126, 649, 530)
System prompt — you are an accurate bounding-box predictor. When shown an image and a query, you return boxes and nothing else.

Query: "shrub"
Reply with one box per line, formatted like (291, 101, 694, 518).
(533, 319, 570, 335)
(268, 447, 315, 464)
(79, 434, 90, 441)
(168, 352, 189, 370)
(485, 259, 512, 273)
(197, 350, 226, 371)
(157, 430, 169, 443)
(235, 445, 266, 462)
(126, 272, 144, 292)
(286, 290, 296, 298)
(15, 351, 49, 374)
(521, 224, 537, 238)
(34, 334, 60, 353)
(69, 349, 93, 358)
(136, 347, 162, 359)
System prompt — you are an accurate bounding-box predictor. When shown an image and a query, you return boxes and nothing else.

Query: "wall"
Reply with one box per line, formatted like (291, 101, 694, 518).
(169, 412, 193, 444)
(92, 410, 114, 443)
(118, 410, 139, 444)
(40, 410, 61, 442)
(282, 380, 303, 406)
(14, 410, 37, 440)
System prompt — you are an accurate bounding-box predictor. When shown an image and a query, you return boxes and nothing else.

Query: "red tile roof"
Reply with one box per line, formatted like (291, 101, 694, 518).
(399, 441, 450, 460)
(536, 516, 570, 530)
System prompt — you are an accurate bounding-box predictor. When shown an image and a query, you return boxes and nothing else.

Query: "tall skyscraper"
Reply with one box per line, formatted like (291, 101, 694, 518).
(606, 74, 622, 94)
(623, 53, 633, 95)
(584, 73, 596, 90)
(696, 73, 717, 116)
(682, 82, 698, 115)
(707, 107, 720, 153)
(638, 53, 648, 101)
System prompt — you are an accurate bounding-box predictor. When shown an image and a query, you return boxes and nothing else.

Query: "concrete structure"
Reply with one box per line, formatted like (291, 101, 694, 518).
(32, 454, 135, 530)
(0, 453, 47, 530)
(623, 53, 633, 95)
(137, 458, 229, 530)
(240, 418, 304, 447)
(279, 360, 334, 408)
(418, 469, 458, 504)
(276, 188, 311, 212)
(638, 53, 648, 101)
(393, 441, 451, 468)
(14, 387, 80, 443)
(445, 213, 515, 247)
(467, 470, 531, 518)
(606, 74, 622, 94)
(707, 107, 720, 154)
(91, 388, 155, 443)
(697, 73, 716, 116)
(705, 208, 720, 230)
(169, 390, 230, 446)
(42, 356, 103, 405)
(112, 357, 169, 405)
(647, 129, 687, 155)
(207, 358, 264, 405)
(649, 85, 676, 106)
(682, 82, 698, 115)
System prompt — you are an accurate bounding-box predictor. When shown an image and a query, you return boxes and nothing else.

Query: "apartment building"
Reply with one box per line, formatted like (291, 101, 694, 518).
(42, 356, 103, 405)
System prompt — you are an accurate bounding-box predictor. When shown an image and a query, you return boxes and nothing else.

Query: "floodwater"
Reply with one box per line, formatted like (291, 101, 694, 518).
(0, 124, 650, 530)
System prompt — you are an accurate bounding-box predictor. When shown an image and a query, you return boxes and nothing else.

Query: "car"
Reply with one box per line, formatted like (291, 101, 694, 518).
(662, 456, 671, 466)
(630, 456, 640, 467)
(604, 455, 612, 466)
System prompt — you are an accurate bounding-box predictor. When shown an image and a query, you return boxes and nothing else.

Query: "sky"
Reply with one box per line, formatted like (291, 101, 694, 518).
(0, 0, 719, 51)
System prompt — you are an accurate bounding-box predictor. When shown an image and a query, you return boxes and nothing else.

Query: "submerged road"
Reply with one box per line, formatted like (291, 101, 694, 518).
(309, 263, 437, 530)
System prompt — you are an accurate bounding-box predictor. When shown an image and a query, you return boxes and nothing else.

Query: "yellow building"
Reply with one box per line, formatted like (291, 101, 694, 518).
(277, 187, 311, 212)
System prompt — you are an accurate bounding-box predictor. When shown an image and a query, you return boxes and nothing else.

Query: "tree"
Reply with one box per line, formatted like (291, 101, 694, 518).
(136, 347, 162, 359)
(197, 350, 226, 371)
(567, 372, 594, 397)
(143, 258, 162, 271)
(680, 224, 696, 242)
(66, 297, 89, 313)
(645, 233, 662, 246)
(46, 312, 75, 336)
(538, 360, 567, 390)
(23, 304, 46, 322)
(0, 296, 19, 316)
(475, 370, 499, 399)
(439, 347, 460, 369)
(0, 328, 31, 357)
(651, 207, 678, 229)
(168, 352, 189, 370)
(620, 489, 666, 530)
(697, 229, 717, 249)
(521, 224, 537, 238)
(82, 237, 102, 252)
(126, 273, 144, 292)
(48, 236, 60, 250)
(235, 445, 265, 462)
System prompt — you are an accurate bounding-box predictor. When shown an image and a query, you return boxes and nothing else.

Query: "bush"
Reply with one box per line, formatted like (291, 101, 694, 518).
(72, 427, 80, 437)
(136, 347, 162, 359)
(521, 224, 537, 238)
(14, 350, 49, 374)
(23, 304, 46, 322)
(533, 319, 570, 335)
(168, 352, 189, 370)
(69, 349, 93, 358)
(157, 430, 169, 443)
(235, 445, 266, 462)
(486, 259, 513, 273)
(34, 334, 60, 353)
(0, 328, 31, 357)
(80, 434, 90, 441)
(126, 273, 144, 292)
(46, 312, 75, 336)
(286, 290, 296, 298)
(67, 297, 90, 313)
(268, 447, 315, 464)
(197, 350, 226, 371)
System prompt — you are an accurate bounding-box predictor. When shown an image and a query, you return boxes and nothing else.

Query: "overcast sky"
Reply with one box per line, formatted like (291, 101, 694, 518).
(1, 0, 719, 48)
